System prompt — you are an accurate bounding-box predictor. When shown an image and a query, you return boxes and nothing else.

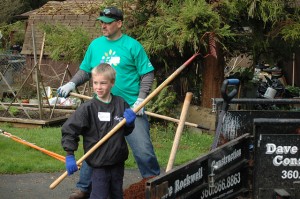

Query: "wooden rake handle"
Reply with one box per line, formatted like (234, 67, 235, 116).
(70, 93, 209, 131)
(49, 53, 199, 189)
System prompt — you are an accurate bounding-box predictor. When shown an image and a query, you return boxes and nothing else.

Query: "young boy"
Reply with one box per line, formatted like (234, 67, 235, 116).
(61, 63, 136, 199)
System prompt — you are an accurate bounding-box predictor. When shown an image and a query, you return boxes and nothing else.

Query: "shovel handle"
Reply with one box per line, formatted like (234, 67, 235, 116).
(70, 92, 91, 100)
(49, 171, 68, 189)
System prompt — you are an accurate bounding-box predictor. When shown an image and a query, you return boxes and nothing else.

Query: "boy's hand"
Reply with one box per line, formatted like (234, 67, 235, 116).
(65, 155, 78, 175)
(124, 108, 136, 126)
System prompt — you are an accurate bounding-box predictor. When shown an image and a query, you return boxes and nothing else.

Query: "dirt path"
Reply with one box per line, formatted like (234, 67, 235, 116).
(0, 169, 142, 199)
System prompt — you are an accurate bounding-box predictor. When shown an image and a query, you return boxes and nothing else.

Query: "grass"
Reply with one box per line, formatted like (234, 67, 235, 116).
(0, 122, 213, 174)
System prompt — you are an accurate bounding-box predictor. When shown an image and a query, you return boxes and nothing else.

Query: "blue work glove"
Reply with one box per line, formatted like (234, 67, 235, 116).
(123, 108, 136, 126)
(57, 82, 75, 98)
(65, 155, 78, 176)
(132, 98, 145, 116)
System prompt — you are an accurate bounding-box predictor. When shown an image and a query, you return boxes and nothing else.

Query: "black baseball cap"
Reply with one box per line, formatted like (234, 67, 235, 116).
(97, 7, 123, 23)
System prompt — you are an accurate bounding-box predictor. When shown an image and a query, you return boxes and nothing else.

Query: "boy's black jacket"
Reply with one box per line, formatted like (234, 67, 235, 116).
(62, 95, 134, 168)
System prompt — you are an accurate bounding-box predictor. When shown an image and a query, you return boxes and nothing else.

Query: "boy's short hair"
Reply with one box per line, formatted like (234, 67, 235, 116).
(92, 63, 116, 81)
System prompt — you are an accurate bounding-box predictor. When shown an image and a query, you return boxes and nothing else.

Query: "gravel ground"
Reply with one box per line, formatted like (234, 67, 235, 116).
(0, 169, 142, 199)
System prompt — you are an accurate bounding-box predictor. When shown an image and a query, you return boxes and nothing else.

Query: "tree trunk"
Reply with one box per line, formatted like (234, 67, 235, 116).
(201, 38, 224, 108)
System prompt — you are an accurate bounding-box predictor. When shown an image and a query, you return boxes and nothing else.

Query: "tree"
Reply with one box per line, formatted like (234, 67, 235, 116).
(129, 0, 233, 107)
(37, 0, 300, 109)
(0, 0, 25, 24)
(0, 0, 50, 24)
(133, 0, 300, 107)
(0, 0, 50, 51)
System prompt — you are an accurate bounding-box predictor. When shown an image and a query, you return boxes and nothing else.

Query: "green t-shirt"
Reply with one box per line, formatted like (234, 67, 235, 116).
(80, 34, 154, 106)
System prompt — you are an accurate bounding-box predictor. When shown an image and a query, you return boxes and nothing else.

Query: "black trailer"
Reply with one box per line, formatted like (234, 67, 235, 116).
(146, 134, 250, 199)
(146, 96, 300, 199)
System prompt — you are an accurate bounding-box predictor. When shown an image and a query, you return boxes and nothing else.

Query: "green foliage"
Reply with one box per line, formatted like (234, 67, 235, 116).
(0, 0, 49, 24)
(242, 0, 300, 62)
(247, 0, 287, 25)
(247, 0, 300, 57)
(281, 23, 300, 43)
(40, 23, 92, 63)
(0, 0, 26, 24)
(1, 98, 12, 103)
(138, 0, 232, 56)
(126, 0, 234, 102)
(228, 67, 254, 81)
(147, 79, 177, 117)
(0, 104, 20, 116)
(203, 0, 300, 65)
(217, 0, 241, 21)
(0, 21, 25, 51)
(8, 106, 19, 116)
(286, 85, 300, 96)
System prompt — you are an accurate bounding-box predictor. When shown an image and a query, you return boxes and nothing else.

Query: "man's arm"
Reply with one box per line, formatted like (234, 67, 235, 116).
(133, 71, 154, 115)
(138, 71, 154, 99)
(57, 70, 91, 97)
(70, 70, 91, 87)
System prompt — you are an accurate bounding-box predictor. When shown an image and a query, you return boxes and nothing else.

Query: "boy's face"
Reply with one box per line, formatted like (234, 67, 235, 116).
(92, 73, 114, 100)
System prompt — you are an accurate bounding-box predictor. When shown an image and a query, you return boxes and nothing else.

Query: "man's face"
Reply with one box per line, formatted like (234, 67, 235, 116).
(100, 20, 122, 40)
(92, 73, 114, 100)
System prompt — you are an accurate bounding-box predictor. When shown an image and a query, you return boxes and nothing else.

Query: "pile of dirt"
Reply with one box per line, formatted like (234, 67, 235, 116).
(123, 179, 147, 199)
(123, 176, 154, 199)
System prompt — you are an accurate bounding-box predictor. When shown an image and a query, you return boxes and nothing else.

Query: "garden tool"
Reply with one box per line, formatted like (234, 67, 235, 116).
(0, 129, 65, 162)
(211, 78, 240, 150)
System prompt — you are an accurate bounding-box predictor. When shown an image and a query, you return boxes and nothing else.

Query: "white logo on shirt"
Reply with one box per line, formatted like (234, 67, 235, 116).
(108, 56, 120, 66)
(114, 116, 123, 122)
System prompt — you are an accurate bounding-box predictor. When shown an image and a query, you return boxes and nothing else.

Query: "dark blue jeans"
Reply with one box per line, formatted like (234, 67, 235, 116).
(125, 114, 160, 178)
(76, 161, 92, 192)
(89, 163, 124, 199)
